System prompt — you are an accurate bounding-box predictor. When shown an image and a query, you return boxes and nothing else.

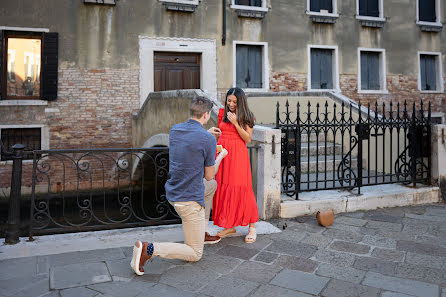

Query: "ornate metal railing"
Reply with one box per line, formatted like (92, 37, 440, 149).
(29, 147, 178, 238)
(276, 100, 431, 199)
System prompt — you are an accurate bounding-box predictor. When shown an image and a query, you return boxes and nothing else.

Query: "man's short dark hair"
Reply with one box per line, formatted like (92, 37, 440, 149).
(190, 96, 214, 118)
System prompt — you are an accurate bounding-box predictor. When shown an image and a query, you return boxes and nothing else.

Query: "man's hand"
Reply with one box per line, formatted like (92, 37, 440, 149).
(218, 148, 228, 159)
(208, 127, 222, 139)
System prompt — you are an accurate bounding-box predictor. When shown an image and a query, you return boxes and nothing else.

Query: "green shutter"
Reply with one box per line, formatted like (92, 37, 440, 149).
(42, 32, 58, 100)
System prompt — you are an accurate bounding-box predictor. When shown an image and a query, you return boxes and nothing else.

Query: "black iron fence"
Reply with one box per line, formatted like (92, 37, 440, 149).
(276, 100, 432, 199)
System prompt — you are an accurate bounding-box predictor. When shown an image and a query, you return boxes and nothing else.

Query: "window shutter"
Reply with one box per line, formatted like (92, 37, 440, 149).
(236, 45, 249, 88)
(250, 0, 262, 7)
(368, 0, 379, 17)
(236, 0, 250, 5)
(359, 0, 367, 15)
(0, 30, 3, 99)
(420, 56, 427, 90)
(368, 52, 380, 90)
(320, 50, 332, 89)
(42, 32, 58, 101)
(361, 52, 369, 89)
(425, 55, 436, 90)
(419, 0, 436, 22)
(248, 46, 262, 88)
(311, 50, 321, 89)
(323, 0, 333, 13)
(310, 0, 320, 12)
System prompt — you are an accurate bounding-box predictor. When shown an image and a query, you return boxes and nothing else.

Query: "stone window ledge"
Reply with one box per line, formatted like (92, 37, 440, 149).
(230, 5, 268, 18)
(356, 16, 386, 28)
(0, 100, 48, 106)
(419, 90, 444, 94)
(159, 0, 199, 12)
(83, 0, 116, 5)
(416, 21, 443, 32)
(358, 90, 389, 94)
(306, 11, 339, 24)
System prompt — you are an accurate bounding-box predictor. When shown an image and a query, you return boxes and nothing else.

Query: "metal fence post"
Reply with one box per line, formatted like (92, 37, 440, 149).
(5, 144, 25, 244)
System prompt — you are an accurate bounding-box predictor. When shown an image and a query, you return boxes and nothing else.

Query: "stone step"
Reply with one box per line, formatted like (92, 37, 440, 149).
(299, 142, 343, 157)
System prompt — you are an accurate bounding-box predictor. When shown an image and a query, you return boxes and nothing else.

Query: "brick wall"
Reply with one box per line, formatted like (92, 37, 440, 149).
(0, 68, 140, 189)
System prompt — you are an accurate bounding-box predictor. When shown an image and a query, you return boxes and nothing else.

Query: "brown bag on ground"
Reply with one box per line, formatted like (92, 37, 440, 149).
(316, 210, 334, 227)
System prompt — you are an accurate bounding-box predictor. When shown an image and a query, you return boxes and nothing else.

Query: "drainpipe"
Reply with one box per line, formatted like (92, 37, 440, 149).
(222, 0, 226, 45)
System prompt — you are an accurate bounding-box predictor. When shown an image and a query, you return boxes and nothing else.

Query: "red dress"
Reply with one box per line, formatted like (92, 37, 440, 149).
(212, 108, 259, 228)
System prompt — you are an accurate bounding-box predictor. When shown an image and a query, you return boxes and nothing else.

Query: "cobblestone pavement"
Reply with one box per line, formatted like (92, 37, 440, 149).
(1, 203, 446, 297)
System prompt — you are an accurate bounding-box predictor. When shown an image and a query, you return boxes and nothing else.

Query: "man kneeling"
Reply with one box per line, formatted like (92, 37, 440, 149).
(131, 96, 227, 275)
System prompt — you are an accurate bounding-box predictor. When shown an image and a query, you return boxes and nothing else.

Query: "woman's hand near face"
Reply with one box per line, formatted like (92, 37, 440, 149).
(227, 112, 238, 126)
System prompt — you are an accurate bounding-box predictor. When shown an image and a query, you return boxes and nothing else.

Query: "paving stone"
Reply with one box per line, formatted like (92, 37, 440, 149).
(60, 287, 98, 297)
(0, 256, 37, 280)
(270, 269, 329, 295)
(322, 228, 364, 243)
(363, 212, 403, 224)
(401, 220, 431, 235)
(342, 211, 365, 219)
(335, 216, 368, 227)
(397, 240, 446, 257)
(442, 287, 446, 297)
(395, 263, 446, 287)
(405, 213, 446, 223)
(400, 205, 426, 215)
(265, 239, 317, 259)
(428, 225, 446, 238)
(50, 262, 112, 290)
(329, 240, 370, 255)
(136, 283, 196, 297)
(105, 258, 139, 279)
(252, 251, 279, 264)
(362, 271, 439, 297)
(315, 263, 366, 284)
(365, 221, 403, 232)
(415, 235, 446, 248)
(370, 229, 416, 241)
(217, 244, 260, 260)
(312, 249, 356, 267)
(425, 207, 446, 217)
(228, 261, 282, 284)
(194, 253, 243, 275)
(328, 223, 362, 233)
(360, 235, 397, 249)
(199, 276, 259, 297)
(273, 255, 319, 273)
(380, 292, 415, 297)
(159, 264, 220, 292)
(88, 281, 151, 297)
(300, 233, 333, 248)
(0, 274, 48, 297)
(320, 279, 380, 297)
(404, 252, 446, 270)
(353, 256, 396, 275)
(120, 246, 133, 258)
(219, 235, 274, 250)
(12, 277, 50, 297)
(371, 248, 405, 262)
(286, 221, 324, 234)
(249, 284, 314, 297)
(266, 229, 307, 243)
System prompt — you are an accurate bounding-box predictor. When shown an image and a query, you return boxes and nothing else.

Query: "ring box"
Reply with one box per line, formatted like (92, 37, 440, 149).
(216, 145, 223, 153)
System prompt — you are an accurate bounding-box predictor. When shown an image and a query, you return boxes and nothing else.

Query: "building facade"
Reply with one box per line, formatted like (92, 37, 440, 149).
(0, 0, 445, 188)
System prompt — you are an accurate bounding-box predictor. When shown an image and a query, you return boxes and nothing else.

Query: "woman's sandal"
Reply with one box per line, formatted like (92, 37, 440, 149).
(217, 227, 236, 238)
(245, 227, 257, 244)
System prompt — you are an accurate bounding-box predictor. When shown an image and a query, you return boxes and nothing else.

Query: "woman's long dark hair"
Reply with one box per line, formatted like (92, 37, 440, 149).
(223, 87, 255, 129)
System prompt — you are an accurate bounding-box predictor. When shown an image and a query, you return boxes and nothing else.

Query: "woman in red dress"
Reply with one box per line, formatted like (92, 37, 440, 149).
(212, 87, 259, 243)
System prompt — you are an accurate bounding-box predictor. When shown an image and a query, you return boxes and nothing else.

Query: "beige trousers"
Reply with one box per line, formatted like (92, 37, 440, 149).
(153, 178, 217, 262)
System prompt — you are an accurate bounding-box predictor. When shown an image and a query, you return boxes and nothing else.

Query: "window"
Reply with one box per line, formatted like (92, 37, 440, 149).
(358, 49, 387, 93)
(308, 46, 339, 91)
(230, 0, 268, 18)
(418, 53, 443, 92)
(233, 42, 268, 91)
(0, 128, 41, 161)
(310, 0, 333, 13)
(358, 0, 379, 17)
(416, 0, 442, 31)
(0, 29, 58, 101)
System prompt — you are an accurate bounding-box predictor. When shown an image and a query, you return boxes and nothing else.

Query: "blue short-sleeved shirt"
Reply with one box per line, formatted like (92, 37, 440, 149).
(165, 119, 216, 207)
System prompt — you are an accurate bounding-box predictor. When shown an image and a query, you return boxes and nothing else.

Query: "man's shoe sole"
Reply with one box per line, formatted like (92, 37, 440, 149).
(204, 238, 221, 245)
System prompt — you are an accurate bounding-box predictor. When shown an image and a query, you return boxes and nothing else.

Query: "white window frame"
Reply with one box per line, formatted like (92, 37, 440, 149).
(307, 45, 340, 92)
(0, 125, 49, 165)
(233, 41, 269, 92)
(139, 36, 217, 107)
(158, 0, 199, 5)
(306, 0, 339, 17)
(355, 0, 385, 21)
(416, 0, 442, 27)
(230, 0, 268, 12)
(357, 48, 388, 94)
(417, 51, 444, 93)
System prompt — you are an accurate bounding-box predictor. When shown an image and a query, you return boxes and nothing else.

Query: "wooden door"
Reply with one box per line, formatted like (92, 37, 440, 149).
(154, 52, 201, 91)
